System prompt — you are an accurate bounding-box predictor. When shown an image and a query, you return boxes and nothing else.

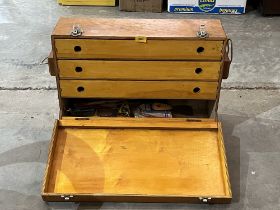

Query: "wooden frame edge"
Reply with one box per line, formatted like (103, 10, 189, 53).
(41, 120, 59, 197)
(218, 122, 232, 199)
(57, 118, 219, 129)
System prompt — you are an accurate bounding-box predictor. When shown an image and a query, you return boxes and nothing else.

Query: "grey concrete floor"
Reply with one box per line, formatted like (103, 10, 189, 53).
(0, 1, 280, 210)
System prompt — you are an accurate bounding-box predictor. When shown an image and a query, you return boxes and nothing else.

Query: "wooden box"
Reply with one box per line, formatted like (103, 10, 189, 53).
(119, 0, 164, 12)
(42, 18, 232, 203)
(260, 0, 280, 15)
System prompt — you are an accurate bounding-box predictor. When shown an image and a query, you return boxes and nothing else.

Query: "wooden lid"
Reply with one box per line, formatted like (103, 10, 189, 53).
(42, 118, 231, 203)
(52, 18, 227, 40)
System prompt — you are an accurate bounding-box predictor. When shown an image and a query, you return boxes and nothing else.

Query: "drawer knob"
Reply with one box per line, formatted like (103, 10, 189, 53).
(193, 87, 201, 93)
(75, 66, 83, 72)
(74, 46, 82, 52)
(197, 47, 204, 53)
(195, 68, 203, 74)
(77, 86, 84, 92)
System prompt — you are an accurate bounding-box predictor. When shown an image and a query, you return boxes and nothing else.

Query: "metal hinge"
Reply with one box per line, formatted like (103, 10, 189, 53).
(71, 25, 83, 37)
(199, 197, 212, 203)
(61, 195, 74, 200)
(197, 24, 209, 39)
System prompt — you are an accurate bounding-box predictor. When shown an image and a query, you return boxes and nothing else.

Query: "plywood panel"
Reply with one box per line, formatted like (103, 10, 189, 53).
(58, 60, 221, 81)
(58, 118, 218, 129)
(59, 80, 218, 99)
(55, 39, 223, 60)
(44, 120, 231, 199)
(52, 18, 227, 40)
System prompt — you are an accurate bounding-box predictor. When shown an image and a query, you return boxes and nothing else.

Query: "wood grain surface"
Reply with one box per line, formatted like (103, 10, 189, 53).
(59, 80, 218, 99)
(44, 119, 231, 199)
(55, 39, 223, 60)
(52, 18, 227, 40)
(58, 118, 218, 129)
(58, 60, 221, 81)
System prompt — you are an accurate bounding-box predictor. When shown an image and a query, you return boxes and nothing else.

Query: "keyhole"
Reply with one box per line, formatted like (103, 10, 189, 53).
(193, 87, 200, 93)
(195, 68, 203, 74)
(77, 86, 84, 92)
(75, 66, 83, 72)
(74, 46, 81, 52)
(197, 47, 204, 53)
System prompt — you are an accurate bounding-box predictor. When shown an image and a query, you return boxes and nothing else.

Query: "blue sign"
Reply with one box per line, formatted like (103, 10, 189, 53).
(169, 6, 245, 14)
(198, 0, 216, 12)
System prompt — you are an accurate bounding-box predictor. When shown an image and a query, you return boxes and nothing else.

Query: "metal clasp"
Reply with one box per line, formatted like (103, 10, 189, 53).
(61, 195, 74, 200)
(199, 197, 212, 203)
(71, 25, 83, 37)
(197, 24, 209, 39)
(135, 36, 147, 43)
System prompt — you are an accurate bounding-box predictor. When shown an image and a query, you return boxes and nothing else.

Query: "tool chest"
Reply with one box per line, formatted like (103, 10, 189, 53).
(42, 18, 232, 203)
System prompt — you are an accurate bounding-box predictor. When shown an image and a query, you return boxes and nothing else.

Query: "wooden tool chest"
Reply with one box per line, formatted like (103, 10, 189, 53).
(42, 18, 232, 204)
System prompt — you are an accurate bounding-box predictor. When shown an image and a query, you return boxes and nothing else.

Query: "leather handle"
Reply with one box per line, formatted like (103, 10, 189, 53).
(222, 39, 233, 79)
(48, 51, 56, 76)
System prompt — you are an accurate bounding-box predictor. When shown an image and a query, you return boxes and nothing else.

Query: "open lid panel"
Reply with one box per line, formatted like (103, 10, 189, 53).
(42, 118, 231, 203)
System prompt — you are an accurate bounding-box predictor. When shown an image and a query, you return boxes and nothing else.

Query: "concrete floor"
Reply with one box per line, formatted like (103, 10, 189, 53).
(0, 1, 280, 210)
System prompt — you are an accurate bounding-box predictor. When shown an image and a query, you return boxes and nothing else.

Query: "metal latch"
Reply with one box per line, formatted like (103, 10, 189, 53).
(135, 36, 147, 43)
(199, 197, 212, 203)
(61, 195, 74, 200)
(71, 25, 83, 37)
(197, 24, 209, 39)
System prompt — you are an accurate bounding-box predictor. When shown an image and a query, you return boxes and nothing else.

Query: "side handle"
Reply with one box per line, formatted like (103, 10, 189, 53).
(222, 39, 233, 79)
(48, 51, 56, 76)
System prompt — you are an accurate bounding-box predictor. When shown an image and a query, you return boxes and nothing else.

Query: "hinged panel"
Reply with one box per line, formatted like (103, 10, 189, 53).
(42, 118, 232, 203)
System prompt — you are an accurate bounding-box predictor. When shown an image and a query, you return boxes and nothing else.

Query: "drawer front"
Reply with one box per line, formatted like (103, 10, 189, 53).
(55, 39, 223, 60)
(58, 60, 221, 81)
(60, 80, 218, 99)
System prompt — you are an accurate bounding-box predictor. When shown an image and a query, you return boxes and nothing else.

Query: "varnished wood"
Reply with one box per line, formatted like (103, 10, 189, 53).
(41, 120, 59, 196)
(42, 194, 231, 203)
(217, 123, 232, 198)
(61, 117, 216, 122)
(55, 39, 223, 60)
(42, 119, 231, 202)
(59, 80, 218, 99)
(58, 118, 218, 129)
(58, 60, 221, 81)
(52, 18, 227, 40)
(42, 18, 232, 203)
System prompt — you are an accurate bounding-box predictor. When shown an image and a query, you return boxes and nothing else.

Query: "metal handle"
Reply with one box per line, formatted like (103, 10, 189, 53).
(226, 38, 233, 64)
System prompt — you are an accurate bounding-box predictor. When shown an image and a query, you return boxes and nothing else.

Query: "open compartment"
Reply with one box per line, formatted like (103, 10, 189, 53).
(60, 98, 216, 119)
(42, 118, 231, 203)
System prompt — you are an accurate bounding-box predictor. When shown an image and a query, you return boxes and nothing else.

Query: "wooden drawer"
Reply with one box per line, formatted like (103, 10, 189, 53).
(54, 39, 223, 60)
(58, 60, 221, 81)
(59, 80, 218, 99)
